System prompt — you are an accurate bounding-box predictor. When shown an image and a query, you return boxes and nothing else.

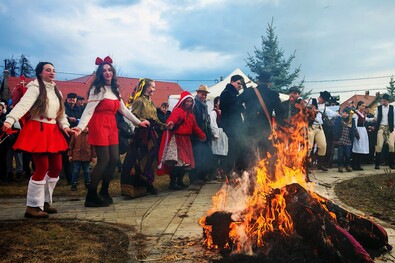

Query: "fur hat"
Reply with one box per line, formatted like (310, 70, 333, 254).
(289, 86, 301, 94)
(319, 91, 331, 102)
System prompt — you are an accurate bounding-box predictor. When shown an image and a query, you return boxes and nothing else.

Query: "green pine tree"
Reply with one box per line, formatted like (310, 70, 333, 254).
(19, 55, 34, 78)
(245, 19, 308, 96)
(387, 75, 395, 98)
(3, 54, 35, 78)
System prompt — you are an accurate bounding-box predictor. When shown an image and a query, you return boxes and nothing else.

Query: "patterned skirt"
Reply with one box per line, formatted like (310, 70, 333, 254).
(120, 125, 159, 198)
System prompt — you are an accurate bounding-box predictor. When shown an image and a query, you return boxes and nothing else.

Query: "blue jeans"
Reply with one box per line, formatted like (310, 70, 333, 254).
(6, 149, 23, 173)
(71, 161, 90, 184)
(337, 144, 352, 167)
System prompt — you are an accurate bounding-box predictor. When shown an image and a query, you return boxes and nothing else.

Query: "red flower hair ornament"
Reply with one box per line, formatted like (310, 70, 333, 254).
(95, 56, 113, 65)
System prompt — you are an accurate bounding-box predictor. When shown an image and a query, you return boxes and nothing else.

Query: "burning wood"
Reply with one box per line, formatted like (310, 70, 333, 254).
(200, 114, 392, 262)
(202, 183, 391, 262)
(283, 183, 374, 262)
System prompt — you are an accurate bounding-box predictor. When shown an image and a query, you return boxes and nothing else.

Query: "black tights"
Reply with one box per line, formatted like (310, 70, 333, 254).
(90, 145, 119, 190)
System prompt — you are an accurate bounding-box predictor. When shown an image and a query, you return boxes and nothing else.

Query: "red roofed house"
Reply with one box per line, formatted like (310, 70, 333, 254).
(3, 72, 183, 108)
(339, 91, 381, 113)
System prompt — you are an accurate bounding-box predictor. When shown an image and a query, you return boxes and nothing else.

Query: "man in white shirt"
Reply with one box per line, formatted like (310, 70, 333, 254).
(307, 91, 337, 171)
(374, 93, 395, 169)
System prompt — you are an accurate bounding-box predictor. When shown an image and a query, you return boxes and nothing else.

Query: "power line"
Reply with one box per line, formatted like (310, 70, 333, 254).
(310, 87, 385, 95)
(6, 68, 394, 84)
(305, 75, 393, 83)
(57, 71, 89, 76)
(56, 71, 393, 83)
(153, 78, 218, 83)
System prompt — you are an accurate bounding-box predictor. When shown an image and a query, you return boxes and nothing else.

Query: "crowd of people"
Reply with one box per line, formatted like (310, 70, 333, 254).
(0, 57, 393, 218)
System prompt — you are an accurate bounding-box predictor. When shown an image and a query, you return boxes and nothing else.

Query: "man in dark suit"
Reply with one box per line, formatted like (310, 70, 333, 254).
(238, 73, 285, 169)
(190, 85, 214, 184)
(282, 86, 301, 120)
(64, 93, 80, 128)
(220, 75, 246, 175)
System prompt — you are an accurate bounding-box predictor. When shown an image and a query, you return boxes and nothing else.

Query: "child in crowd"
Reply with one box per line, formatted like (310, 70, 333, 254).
(334, 108, 359, 173)
(68, 127, 96, 190)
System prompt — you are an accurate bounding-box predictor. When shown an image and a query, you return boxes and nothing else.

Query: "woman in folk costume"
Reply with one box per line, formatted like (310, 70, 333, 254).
(158, 91, 206, 190)
(120, 78, 171, 198)
(210, 96, 228, 180)
(352, 101, 374, 170)
(2, 62, 74, 218)
(73, 56, 149, 207)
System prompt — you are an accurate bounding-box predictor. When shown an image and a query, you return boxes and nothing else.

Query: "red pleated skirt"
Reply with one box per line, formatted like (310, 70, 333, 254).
(13, 120, 68, 153)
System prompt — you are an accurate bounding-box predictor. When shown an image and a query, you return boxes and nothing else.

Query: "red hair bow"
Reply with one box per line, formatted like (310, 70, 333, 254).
(95, 56, 113, 65)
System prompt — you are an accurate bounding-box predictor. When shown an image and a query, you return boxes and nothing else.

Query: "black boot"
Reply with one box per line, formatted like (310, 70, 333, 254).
(317, 156, 328, 171)
(375, 152, 381, 169)
(6, 172, 14, 182)
(99, 181, 113, 204)
(15, 172, 23, 182)
(352, 153, 357, 170)
(169, 172, 182, 190)
(85, 188, 109, 207)
(389, 152, 395, 169)
(147, 184, 159, 195)
(176, 168, 188, 188)
(353, 153, 363, 171)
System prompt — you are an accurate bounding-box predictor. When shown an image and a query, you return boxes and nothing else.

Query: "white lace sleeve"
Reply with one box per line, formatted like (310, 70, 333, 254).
(76, 90, 101, 131)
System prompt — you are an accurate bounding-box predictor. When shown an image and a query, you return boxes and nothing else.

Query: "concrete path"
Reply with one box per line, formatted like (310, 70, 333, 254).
(0, 166, 394, 262)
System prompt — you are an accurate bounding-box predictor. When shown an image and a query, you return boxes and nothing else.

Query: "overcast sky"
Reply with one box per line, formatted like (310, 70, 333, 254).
(1, 0, 394, 102)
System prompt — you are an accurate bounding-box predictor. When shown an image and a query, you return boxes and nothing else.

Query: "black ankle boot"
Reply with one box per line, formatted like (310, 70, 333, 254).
(85, 188, 109, 207)
(356, 154, 364, 170)
(389, 152, 395, 169)
(317, 156, 328, 171)
(176, 169, 188, 188)
(375, 152, 381, 169)
(169, 172, 182, 190)
(147, 184, 159, 195)
(99, 182, 113, 204)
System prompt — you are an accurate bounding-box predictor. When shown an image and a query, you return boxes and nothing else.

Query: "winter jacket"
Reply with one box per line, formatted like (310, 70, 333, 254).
(68, 130, 96, 161)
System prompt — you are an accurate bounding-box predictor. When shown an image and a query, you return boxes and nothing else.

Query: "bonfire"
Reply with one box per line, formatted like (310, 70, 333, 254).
(199, 114, 392, 262)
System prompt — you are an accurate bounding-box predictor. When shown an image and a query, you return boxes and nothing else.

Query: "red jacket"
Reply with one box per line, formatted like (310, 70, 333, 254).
(167, 107, 205, 139)
(157, 91, 206, 174)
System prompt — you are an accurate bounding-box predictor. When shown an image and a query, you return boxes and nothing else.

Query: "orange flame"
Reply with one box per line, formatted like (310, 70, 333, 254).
(200, 110, 316, 253)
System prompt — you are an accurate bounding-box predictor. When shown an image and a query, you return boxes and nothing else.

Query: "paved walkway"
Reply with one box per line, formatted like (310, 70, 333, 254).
(0, 166, 394, 262)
